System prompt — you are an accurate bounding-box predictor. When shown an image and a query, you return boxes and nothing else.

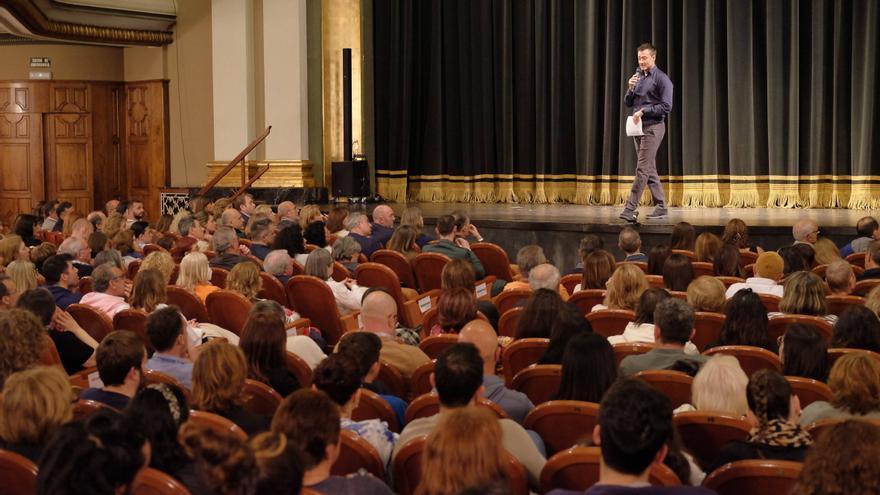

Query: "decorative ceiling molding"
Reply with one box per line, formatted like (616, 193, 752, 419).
(0, 0, 174, 46)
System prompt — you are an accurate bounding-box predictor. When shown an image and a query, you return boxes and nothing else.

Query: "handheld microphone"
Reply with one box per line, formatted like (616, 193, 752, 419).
(634, 66, 642, 79)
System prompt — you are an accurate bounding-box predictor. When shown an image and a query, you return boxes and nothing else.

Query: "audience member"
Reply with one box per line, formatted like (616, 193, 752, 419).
(0, 274, 19, 310)
(0, 234, 31, 266)
(347, 212, 383, 258)
(272, 389, 394, 494)
(326, 205, 350, 237)
(424, 214, 491, 282)
(129, 268, 166, 313)
(193, 340, 270, 435)
(569, 234, 605, 274)
(575, 249, 616, 292)
(725, 251, 784, 298)
(226, 260, 262, 302)
(263, 249, 294, 285)
(441, 259, 500, 328)
(813, 237, 843, 266)
(554, 332, 617, 404)
(539, 301, 592, 364)
(177, 422, 259, 494)
(276, 201, 299, 229)
(504, 245, 548, 292)
(303, 220, 328, 249)
(530, 264, 566, 298)
(460, 319, 534, 423)
(18, 289, 97, 374)
(618, 227, 647, 262)
(416, 407, 510, 495)
(145, 306, 194, 389)
(273, 223, 309, 265)
(246, 217, 274, 260)
(779, 324, 829, 382)
(386, 224, 420, 260)
(682, 355, 749, 416)
(29, 242, 57, 271)
(250, 299, 325, 369)
(0, 308, 44, 388)
(825, 259, 856, 296)
(799, 353, 880, 425)
(685, 276, 726, 313)
(171, 216, 201, 260)
(336, 330, 406, 424)
(177, 251, 219, 303)
(79, 331, 146, 409)
(360, 288, 430, 378)
(516, 288, 565, 339)
(401, 206, 432, 247)
(722, 218, 762, 253)
(609, 287, 695, 352)
(711, 369, 811, 470)
(88, 231, 109, 259)
(240, 305, 301, 396)
(619, 298, 708, 375)
(299, 204, 324, 228)
(791, 242, 817, 270)
(331, 235, 362, 273)
(313, 353, 398, 466)
(371, 205, 396, 246)
(250, 431, 306, 495)
(779, 245, 809, 277)
(40, 200, 60, 232)
(772, 271, 837, 324)
(832, 305, 880, 352)
(394, 344, 546, 488)
(694, 232, 722, 263)
(209, 226, 249, 270)
(0, 366, 72, 462)
(6, 260, 37, 292)
(670, 222, 696, 251)
(36, 409, 145, 495)
(793, 219, 820, 246)
(595, 263, 649, 312)
(304, 248, 366, 315)
(859, 241, 880, 280)
(58, 237, 94, 277)
(431, 287, 478, 335)
(840, 216, 880, 258)
(712, 243, 744, 278)
(79, 263, 131, 318)
(662, 253, 694, 292)
(234, 193, 256, 226)
(707, 289, 775, 352)
(14, 213, 41, 247)
(647, 244, 671, 276)
(793, 420, 880, 495)
(547, 378, 714, 495)
(219, 208, 246, 237)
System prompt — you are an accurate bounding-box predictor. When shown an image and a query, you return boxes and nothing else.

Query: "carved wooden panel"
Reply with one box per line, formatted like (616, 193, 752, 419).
(0, 112, 43, 225)
(45, 113, 93, 212)
(92, 84, 126, 208)
(125, 81, 169, 221)
(50, 83, 90, 113)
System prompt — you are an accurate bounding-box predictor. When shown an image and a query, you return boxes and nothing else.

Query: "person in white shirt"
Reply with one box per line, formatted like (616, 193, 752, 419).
(303, 247, 366, 316)
(725, 251, 785, 299)
(608, 287, 699, 355)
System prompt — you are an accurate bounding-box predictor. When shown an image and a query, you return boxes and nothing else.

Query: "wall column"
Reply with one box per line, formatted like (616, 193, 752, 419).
(211, 0, 255, 160)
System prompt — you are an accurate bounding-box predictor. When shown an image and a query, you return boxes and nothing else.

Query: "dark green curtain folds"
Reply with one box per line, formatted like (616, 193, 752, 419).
(374, 0, 880, 208)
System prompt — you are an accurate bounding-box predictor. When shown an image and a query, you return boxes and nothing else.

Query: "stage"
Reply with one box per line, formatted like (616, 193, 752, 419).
(355, 203, 876, 271)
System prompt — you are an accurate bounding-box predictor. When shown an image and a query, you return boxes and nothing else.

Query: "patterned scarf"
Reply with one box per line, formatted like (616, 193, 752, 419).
(747, 418, 813, 448)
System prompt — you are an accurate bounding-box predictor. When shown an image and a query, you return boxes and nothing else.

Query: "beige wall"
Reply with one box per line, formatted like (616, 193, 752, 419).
(0, 44, 123, 80)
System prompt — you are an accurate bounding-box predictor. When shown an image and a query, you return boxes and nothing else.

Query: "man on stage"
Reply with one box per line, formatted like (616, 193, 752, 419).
(620, 43, 673, 223)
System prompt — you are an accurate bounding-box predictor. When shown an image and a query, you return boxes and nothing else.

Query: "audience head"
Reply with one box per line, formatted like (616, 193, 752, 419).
(337, 331, 383, 381)
(713, 243, 744, 278)
(433, 343, 483, 408)
(578, 234, 604, 258)
(303, 220, 327, 248)
(582, 249, 616, 290)
(29, 242, 58, 270)
(780, 271, 827, 316)
(813, 237, 843, 266)
(0, 274, 19, 309)
(125, 384, 190, 475)
(867, 241, 880, 270)
(129, 268, 166, 312)
(0, 366, 72, 448)
(325, 206, 349, 234)
(177, 251, 211, 291)
(400, 206, 425, 231)
(313, 353, 362, 410)
(36, 409, 145, 495)
(0, 308, 44, 388)
(94, 249, 123, 270)
(212, 226, 239, 254)
(653, 298, 694, 346)
(16, 287, 56, 326)
(59, 236, 90, 263)
(303, 248, 333, 280)
(825, 260, 856, 295)
(694, 232, 722, 263)
(219, 208, 244, 231)
(247, 217, 275, 245)
(827, 353, 880, 415)
(331, 235, 362, 263)
(437, 287, 478, 333)
(192, 341, 247, 413)
(95, 330, 146, 390)
(276, 201, 298, 222)
(791, 242, 817, 269)
(345, 212, 371, 236)
(263, 249, 293, 277)
(793, 219, 820, 244)
(618, 227, 642, 255)
(670, 222, 696, 251)
(272, 389, 340, 470)
(441, 258, 476, 290)
(662, 253, 694, 292)
(633, 287, 670, 325)
(272, 223, 307, 256)
(692, 355, 749, 416)
(832, 306, 880, 352)
(543, 302, 592, 364)
(146, 305, 186, 355)
(754, 251, 785, 281)
(604, 263, 649, 311)
(372, 204, 396, 228)
(226, 261, 262, 300)
(515, 245, 546, 279)
(0, 235, 28, 265)
(435, 214, 457, 238)
(360, 287, 398, 335)
(387, 225, 419, 254)
(516, 288, 564, 339)
(745, 369, 798, 430)
(13, 213, 39, 239)
(795, 420, 880, 495)
(529, 263, 561, 292)
(178, 422, 257, 495)
(140, 250, 175, 283)
(459, 319, 500, 372)
(596, 378, 673, 477)
(720, 289, 771, 348)
(780, 324, 829, 381)
(557, 332, 617, 404)
(647, 245, 671, 275)
(299, 204, 324, 228)
(233, 193, 256, 216)
(418, 406, 507, 495)
(240, 303, 288, 384)
(6, 260, 37, 292)
(722, 218, 750, 248)
(686, 276, 726, 313)
(92, 262, 126, 296)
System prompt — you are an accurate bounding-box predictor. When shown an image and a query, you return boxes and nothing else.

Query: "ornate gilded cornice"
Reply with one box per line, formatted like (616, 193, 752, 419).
(1, 0, 173, 46)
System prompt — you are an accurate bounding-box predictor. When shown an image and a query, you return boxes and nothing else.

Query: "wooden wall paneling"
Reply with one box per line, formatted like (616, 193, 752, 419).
(124, 81, 169, 222)
(92, 83, 126, 209)
(45, 112, 93, 214)
(0, 111, 43, 225)
(0, 81, 48, 114)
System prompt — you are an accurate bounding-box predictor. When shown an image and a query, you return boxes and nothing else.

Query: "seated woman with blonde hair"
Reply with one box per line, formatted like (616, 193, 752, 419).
(799, 352, 880, 425)
(227, 261, 301, 323)
(686, 276, 726, 313)
(176, 251, 219, 303)
(139, 250, 175, 284)
(0, 366, 73, 462)
(770, 271, 837, 325)
(676, 355, 749, 416)
(591, 263, 649, 312)
(6, 260, 38, 292)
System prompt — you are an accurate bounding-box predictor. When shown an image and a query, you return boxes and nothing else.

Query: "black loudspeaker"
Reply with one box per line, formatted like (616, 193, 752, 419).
(343, 48, 353, 162)
(332, 160, 370, 197)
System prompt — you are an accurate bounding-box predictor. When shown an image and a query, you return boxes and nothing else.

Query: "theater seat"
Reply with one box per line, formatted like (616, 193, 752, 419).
(113, 309, 150, 350)
(786, 376, 833, 409)
(498, 306, 524, 338)
(72, 399, 110, 421)
(166, 286, 211, 323)
(523, 400, 599, 456)
(634, 370, 693, 409)
(187, 410, 247, 441)
(67, 303, 114, 342)
(560, 274, 582, 295)
(257, 272, 288, 307)
(511, 364, 562, 406)
(612, 342, 654, 368)
(331, 430, 385, 479)
(501, 338, 550, 386)
(827, 347, 880, 367)
(586, 309, 636, 338)
(209, 267, 229, 289)
(286, 275, 360, 345)
(692, 312, 725, 352)
(673, 411, 751, 471)
(493, 288, 532, 315)
(285, 352, 313, 388)
(567, 289, 606, 316)
(131, 467, 193, 495)
(241, 379, 283, 415)
(356, 262, 436, 328)
(351, 388, 401, 433)
(409, 361, 435, 398)
(371, 249, 418, 289)
(0, 449, 38, 495)
(418, 334, 459, 360)
(471, 242, 516, 282)
(702, 459, 802, 495)
(412, 253, 450, 292)
(539, 446, 680, 493)
(205, 290, 252, 336)
(405, 393, 507, 424)
(825, 295, 866, 316)
(704, 345, 783, 377)
(766, 315, 832, 343)
(377, 361, 408, 399)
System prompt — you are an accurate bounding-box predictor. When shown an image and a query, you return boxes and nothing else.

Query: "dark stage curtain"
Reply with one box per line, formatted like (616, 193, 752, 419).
(373, 0, 880, 208)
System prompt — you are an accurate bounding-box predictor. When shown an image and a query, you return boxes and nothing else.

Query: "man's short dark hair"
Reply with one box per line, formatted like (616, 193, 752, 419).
(42, 200, 58, 218)
(116, 200, 130, 215)
(868, 241, 880, 266)
(436, 215, 457, 236)
(233, 193, 253, 211)
(56, 201, 72, 217)
(857, 216, 879, 238)
(41, 254, 74, 285)
(653, 298, 694, 344)
(312, 353, 362, 407)
(337, 332, 382, 379)
(579, 235, 604, 256)
(131, 221, 149, 239)
(145, 306, 185, 352)
(637, 42, 656, 55)
(96, 331, 145, 386)
(178, 216, 195, 236)
(17, 288, 55, 326)
(599, 378, 672, 475)
(434, 343, 483, 407)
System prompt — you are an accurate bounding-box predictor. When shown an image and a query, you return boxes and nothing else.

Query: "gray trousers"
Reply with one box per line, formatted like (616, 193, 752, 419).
(624, 121, 666, 211)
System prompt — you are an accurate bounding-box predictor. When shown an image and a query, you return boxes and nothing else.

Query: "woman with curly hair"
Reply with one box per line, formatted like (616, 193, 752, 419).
(711, 369, 812, 471)
(0, 308, 51, 387)
(226, 261, 263, 302)
(793, 420, 880, 495)
(706, 289, 775, 352)
(799, 353, 880, 425)
(0, 366, 72, 462)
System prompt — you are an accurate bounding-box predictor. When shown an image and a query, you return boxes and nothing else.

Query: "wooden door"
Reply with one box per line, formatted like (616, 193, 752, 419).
(45, 83, 93, 214)
(0, 82, 46, 225)
(125, 81, 169, 221)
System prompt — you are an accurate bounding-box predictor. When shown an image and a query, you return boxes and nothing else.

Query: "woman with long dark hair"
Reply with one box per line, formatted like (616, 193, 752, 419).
(707, 289, 775, 352)
(554, 332, 617, 403)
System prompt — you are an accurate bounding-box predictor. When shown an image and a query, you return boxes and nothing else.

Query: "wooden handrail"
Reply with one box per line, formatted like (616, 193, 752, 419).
(197, 126, 272, 196)
(230, 164, 270, 201)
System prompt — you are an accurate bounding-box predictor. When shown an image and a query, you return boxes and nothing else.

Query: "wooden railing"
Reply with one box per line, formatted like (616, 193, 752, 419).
(197, 126, 272, 197)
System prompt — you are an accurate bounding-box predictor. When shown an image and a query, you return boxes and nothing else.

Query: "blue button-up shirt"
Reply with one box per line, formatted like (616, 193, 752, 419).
(146, 353, 194, 390)
(624, 66, 673, 125)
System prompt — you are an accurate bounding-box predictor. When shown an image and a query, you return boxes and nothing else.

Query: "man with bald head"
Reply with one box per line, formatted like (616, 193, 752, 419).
(459, 319, 534, 423)
(371, 205, 396, 246)
(792, 219, 819, 246)
(277, 201, 299, 229)
(360, 287, 429, 378)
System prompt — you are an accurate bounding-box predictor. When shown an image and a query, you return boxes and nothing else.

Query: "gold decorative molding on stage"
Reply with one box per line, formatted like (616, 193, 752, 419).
(377, 169, 880, 210)
(205, 161, 315, 188)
